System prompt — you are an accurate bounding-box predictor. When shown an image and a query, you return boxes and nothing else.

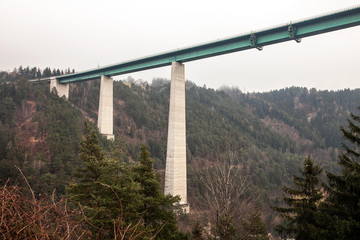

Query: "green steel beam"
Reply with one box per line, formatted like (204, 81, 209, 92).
(57, 6, 360, 84)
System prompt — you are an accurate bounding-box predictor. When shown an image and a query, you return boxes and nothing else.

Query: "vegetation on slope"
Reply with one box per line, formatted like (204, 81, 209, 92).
(1, 67, 360, 238)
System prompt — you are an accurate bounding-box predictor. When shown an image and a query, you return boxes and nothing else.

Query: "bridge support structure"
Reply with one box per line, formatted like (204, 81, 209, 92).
(165, 62, 189, 212)
(50, 77, 69, 99)
(98, 75, 114, 140)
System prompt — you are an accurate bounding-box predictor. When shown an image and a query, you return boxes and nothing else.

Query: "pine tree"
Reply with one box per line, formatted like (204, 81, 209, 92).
(241, 210, 268, 240)
(18, 66, 23, 77)
(67, 128, 188, 239)
(36, 68, 42, 78)
(108, 136, 129, 164)
(66, 121, 107, 226)
(273, 155, 323, 240)
(67, 122, 142, 237)
(75, 121, 105, 182)
(43, 67, 51, 77)
(132, 145, 187, 240)
(190, 221, 205, 240)
(322, 107, 360, 239)
(215, 213, 238, 240)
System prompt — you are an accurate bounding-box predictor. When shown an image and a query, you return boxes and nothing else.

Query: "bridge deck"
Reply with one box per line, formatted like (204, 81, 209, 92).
(47, 5, 360, 84)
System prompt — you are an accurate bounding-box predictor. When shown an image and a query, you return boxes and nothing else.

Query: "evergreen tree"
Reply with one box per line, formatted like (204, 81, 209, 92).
(66, 121, 107, 226)
(190, 221, 205, 240)
(215, 213, 238, 240)
(322, 107, 360, 239)
(132, 145, 187, 240)
(76, 121, 105, 181)
(241, 210, 268, 240)
(36, 68, 42, 78)
(18, 66, 23, 77)
(273, 155, 323, 240)
(108, 136, 129, 163)
(43, 67, 51, 77)
(67, 122, 142, 238)
(30, 67, 37, 79)
(68, 124, 187, 239)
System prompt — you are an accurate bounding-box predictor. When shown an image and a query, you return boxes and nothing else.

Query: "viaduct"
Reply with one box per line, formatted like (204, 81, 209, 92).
(36, 6, 360, 212)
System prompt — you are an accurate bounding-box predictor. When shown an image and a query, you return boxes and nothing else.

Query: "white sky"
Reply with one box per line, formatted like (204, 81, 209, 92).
(1, 0, 360, 92)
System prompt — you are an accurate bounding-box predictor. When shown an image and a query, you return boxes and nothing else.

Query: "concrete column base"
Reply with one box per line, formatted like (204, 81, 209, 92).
(165, 62, 189, 212)
(179, 203, 190, 214)
(50, 77, 69, 99)
(98, 75, 114, 140)
(104, 134, 115, 141)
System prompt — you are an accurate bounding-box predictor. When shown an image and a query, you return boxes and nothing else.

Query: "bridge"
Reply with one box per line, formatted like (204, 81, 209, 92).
(38, 6, 360, 212)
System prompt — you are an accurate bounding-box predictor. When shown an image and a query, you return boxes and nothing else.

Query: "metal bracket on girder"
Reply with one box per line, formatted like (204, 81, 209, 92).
(249, 33, 263, 51)
(288, 24, 301, 43)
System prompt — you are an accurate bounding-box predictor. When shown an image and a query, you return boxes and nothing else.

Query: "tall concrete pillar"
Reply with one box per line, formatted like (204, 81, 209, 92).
(50, 77, 69, 99)
(98, 75, 114, 140)
(165, 62, 189, 212)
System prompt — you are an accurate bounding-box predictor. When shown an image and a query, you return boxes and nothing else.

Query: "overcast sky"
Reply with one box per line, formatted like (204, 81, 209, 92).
(1, 0, 360, 92)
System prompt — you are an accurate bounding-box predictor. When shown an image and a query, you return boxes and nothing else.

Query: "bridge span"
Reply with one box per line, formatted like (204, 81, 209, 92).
(42, 6, 360, 212)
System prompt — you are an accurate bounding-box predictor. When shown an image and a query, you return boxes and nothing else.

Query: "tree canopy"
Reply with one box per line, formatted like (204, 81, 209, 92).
(273, 155, 323, 239)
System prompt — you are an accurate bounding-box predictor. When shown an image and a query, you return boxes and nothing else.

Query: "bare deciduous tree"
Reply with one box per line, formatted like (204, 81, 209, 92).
(192, 151, 260, 239)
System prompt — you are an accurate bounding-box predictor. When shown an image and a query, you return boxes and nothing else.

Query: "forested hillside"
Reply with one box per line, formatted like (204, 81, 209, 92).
(69, 79, 360, 188)
(1, 68, 360, 237)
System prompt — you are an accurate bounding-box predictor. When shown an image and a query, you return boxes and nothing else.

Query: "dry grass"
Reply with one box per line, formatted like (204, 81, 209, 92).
(0, 178, 91, 239)
(0, 168, 157, 240)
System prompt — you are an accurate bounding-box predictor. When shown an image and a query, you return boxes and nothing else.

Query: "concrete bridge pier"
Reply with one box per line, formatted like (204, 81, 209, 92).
(165, 62, 189, 212)
(98, 75, 114, 140)
(50, 77, 69, 99)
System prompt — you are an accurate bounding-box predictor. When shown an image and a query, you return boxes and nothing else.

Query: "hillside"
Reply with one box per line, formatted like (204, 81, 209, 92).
(68, 78, 360, 228)
(1, 71, 360, 231)
(69, 79, 360, 174)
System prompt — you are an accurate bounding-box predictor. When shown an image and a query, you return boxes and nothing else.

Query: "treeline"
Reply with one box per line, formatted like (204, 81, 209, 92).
(223, 86, 360, 150)
(0, 65, 75, 80)
(257, 87, 360, 149)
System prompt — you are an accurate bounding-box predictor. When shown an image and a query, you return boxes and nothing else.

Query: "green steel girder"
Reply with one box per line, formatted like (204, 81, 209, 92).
(57, 6, 360, 84)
